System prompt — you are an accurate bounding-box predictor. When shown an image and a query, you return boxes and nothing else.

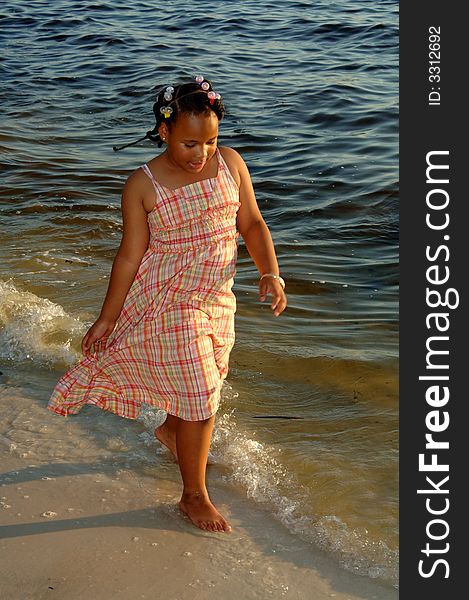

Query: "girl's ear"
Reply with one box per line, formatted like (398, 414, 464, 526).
(158, 123, 169, 141)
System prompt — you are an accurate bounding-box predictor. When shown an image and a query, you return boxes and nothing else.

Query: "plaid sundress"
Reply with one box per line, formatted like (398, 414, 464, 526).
(48, 148, 240, 421)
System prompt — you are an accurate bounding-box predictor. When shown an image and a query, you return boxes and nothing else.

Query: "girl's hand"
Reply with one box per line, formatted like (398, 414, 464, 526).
(81, 318, 116, 356)
(259, 278, 287, 317)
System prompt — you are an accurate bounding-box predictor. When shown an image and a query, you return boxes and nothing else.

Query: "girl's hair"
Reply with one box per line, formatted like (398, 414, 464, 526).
(113, 79, 225, 152)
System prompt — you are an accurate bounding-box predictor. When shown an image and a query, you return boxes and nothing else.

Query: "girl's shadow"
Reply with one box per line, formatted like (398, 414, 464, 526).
(0, 461, 225, 540)
(0, 506, 174, 540)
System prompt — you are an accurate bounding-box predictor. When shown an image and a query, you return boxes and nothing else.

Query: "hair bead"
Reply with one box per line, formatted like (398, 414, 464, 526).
(160, 106, 173, 118)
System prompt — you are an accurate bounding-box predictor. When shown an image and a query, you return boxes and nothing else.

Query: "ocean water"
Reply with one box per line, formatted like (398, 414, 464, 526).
(0, 0, 398, 589)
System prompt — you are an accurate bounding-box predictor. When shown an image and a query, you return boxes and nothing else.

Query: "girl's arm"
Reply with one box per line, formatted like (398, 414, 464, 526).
(224, 147, 287, 317)
(82, 172, 150, 354)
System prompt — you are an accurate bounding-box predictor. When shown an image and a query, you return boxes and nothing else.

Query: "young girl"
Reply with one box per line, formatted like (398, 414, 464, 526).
(48, 76, 287, 534)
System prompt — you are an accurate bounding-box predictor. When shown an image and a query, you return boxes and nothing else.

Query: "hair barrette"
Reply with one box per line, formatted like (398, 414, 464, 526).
(207, 90, 222, 105)
(160, 105, 173, 118)
(195, 75, 222, 104)
(163, 86, 174, 101)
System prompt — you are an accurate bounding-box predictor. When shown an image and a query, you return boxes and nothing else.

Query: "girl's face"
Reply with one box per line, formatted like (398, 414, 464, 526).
(160, 112, 219, 173)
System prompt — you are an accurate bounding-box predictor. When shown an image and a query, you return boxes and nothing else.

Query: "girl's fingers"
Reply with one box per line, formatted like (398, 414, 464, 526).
(81, 319, 115, 356)
(93, 337, 108, 352)
(259, 280, 275, 301)
(273, 294, 287, 316)
(258, 280, 287, 316)
(259, 282, 268, 302)
(82, 333, 90, 355)
(82, 330, 99, 355)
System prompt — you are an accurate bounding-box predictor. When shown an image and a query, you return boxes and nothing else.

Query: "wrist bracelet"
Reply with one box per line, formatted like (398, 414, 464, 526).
(259, 273, 286, 289)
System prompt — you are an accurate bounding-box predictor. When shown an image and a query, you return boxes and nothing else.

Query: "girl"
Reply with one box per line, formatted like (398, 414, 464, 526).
(48, 76, 287, 533)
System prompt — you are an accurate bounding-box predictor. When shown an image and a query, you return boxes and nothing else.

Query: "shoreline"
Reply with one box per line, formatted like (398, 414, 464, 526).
(0, 452, 397, 600)
(0, 383, 398, 599)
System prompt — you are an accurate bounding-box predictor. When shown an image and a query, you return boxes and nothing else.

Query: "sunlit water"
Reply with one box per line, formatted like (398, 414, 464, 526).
(0, 0, 398, 587)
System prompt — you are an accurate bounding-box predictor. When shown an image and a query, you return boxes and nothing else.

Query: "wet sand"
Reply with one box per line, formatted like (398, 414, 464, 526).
(0, 412, 397, 600)
(0, 459, 398, 600)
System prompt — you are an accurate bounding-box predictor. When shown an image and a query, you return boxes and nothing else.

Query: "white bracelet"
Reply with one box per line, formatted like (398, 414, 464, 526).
(259, 273, 285, 289)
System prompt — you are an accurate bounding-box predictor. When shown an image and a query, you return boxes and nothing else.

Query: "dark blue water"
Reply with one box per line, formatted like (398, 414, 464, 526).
(0, 0, 398, 587)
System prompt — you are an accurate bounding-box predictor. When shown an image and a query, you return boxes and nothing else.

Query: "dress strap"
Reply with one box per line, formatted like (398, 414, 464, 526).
(141, 163, 156, 184)
(216, 148, 240, 190)
(216, 147, 226, 173)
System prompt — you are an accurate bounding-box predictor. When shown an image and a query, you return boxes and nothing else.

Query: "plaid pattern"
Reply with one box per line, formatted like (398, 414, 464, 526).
(48, 148, 241, 421)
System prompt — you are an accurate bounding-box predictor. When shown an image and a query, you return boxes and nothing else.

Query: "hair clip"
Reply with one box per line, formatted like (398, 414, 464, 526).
(164, 86, 174, 101)
(207, 91, 222, 105)
(160, 106, 173, 118)
(195, 75, 210, 91)
(194, 75, 221, 104)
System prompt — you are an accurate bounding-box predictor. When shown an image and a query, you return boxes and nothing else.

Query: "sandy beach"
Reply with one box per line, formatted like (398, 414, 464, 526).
(0, 385, 397, 600)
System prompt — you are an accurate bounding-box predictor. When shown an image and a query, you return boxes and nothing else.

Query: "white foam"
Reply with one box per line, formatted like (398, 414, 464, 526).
(135, 387, 397, 584)
(0, 279, 85, 366)
(209, 389, 398, 586)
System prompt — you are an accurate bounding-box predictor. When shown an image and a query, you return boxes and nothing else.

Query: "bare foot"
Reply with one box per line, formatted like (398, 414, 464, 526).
(179, 491, 232, 533)
(154, 425, 178, 461)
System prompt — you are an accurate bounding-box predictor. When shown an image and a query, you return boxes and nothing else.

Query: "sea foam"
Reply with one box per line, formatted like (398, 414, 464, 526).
(0, 279, 85, 366)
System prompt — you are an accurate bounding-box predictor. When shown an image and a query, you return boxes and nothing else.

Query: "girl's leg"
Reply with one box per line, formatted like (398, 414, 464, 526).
(163, 413, 179, 432)
(177, 414, 232, 533)
(154, 413, 179, 460)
